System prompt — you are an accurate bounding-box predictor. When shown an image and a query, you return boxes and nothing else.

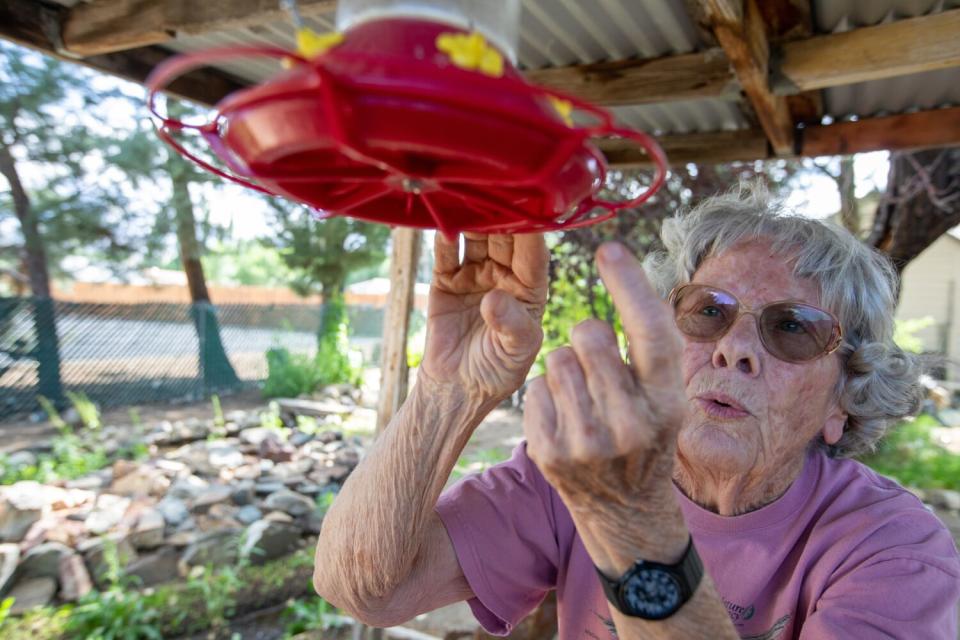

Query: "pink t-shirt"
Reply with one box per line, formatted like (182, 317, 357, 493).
(436, 442, 960, 639)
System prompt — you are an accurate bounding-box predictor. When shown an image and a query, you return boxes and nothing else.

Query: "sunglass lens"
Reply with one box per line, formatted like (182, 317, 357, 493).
(759, 303, 839, 362)
(673, 286, 738, 340)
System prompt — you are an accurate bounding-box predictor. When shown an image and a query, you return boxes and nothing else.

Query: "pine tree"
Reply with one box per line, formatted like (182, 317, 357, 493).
(267, 200, 391, 345)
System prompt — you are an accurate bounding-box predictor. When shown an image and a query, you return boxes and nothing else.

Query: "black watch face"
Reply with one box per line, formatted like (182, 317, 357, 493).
(621, 568, 682, 619)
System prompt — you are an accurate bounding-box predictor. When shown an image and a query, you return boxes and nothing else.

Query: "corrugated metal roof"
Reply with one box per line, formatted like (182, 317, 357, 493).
(814, 0, 960, 32)
(159, 0, 959, 136)
(812, 0, 960, 120)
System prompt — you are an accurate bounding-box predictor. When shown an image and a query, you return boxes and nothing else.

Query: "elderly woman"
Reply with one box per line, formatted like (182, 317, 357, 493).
(313, 187, 960, 639)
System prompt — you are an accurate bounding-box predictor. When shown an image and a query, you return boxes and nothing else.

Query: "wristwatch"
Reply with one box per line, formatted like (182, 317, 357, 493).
(595, 537, 703, 620)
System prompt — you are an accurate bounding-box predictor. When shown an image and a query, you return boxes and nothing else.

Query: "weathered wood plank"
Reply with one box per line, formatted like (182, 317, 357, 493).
(527, 48, 735, 107)
(0, 0, 245, 107)
(599, 129, 770, 167)
(376, 227, 422, 436)
(801, 107, 960, 157)
(63, 0, 337, 56)
(699, 0, 795, 156)
(776, 9, 960, 94)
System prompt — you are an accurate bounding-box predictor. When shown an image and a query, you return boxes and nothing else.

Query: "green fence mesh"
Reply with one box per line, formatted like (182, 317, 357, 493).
(0, 297, 389, 419)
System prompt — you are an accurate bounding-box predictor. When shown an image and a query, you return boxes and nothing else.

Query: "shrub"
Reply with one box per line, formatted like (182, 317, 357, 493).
(263, 347, 324, 399)
(859, 413, 960, 490)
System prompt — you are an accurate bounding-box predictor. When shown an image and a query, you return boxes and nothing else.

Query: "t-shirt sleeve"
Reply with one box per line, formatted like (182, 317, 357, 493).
(435, 441, 559, 636)
(800, 551, 960, 639)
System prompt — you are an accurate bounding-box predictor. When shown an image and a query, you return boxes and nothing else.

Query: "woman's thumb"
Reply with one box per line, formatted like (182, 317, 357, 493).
(480, 289, 540, 354)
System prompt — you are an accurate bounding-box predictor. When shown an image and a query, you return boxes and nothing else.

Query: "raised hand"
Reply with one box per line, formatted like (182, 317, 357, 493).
(523, 242, 688, 562)
(419, 232, 549, 404)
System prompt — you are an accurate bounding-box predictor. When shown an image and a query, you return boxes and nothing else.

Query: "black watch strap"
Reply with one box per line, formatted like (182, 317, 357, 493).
(595, 537, 704, 619)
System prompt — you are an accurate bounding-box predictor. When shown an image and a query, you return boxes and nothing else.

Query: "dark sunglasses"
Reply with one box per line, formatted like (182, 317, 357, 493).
(669, 284, 843, 364)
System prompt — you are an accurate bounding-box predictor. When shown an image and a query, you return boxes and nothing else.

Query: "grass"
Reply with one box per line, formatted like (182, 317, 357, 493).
(859, 413, 960, 491)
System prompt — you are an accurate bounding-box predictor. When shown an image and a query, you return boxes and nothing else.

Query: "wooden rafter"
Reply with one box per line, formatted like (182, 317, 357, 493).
(599, 130, 769, 167)
(2, 0, 954, 115)
(63, 0, 337, 57)
(755, 0, 822, 126)
(601, 107, 960, 167)
(800, 107, 960, 158)
(527, 48, 736, 107)
(0, 0, 245, 106)
(775, 8, 960, 94)
(698, 0, 795, 156)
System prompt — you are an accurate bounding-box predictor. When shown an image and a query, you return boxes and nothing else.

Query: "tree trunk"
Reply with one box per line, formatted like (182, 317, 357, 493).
(838, 155, 859, 235)
(0, 142, 64, 405)
(867, 148, 960, 297)
(318, 281, 347, 346)
(169, 151, 240, 391)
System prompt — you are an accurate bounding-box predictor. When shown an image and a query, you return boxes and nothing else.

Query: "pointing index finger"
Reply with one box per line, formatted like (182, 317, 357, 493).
(596, 242, 682, 387)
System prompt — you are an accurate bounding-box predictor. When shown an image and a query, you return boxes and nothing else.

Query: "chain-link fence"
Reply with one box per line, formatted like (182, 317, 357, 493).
(0, 297, 391, 419)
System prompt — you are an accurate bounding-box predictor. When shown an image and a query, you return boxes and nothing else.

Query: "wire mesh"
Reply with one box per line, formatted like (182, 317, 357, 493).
(0, 297, 388, 419)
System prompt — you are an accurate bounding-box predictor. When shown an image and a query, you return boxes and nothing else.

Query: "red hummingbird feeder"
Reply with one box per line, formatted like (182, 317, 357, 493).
(146, 0, 668, 238)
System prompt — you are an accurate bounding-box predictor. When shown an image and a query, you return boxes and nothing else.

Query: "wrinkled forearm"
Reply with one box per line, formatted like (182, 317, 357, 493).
(312, 377, 495, 614)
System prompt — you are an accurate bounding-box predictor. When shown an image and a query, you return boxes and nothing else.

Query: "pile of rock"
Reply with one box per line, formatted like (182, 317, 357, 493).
(0, 396, 363, 615)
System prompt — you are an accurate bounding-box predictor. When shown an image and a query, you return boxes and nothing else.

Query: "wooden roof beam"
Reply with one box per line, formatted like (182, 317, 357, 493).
(526, 48, 736, 107)
(0, 0, 244, 107)
(602, 107, 960, 167)
(775, 8, 960, 94)
(698, 0, 795, 156)
(800, 107, 960, 157)
(63, 0, 337, 57)
(599, 129, 769, 167)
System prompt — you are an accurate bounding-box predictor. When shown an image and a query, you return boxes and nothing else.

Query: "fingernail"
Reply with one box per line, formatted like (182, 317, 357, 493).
(603, 243, 625, 262)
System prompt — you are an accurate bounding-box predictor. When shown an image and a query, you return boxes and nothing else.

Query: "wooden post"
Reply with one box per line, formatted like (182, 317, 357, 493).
(364, 227, 422, 640)
(376, 226, 423, 435)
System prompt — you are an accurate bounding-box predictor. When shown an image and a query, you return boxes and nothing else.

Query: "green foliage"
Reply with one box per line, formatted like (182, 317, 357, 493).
(202, 239, 296, 287)
(535, 163, 798, 370)
(282, 595, 339, 638)
(893, 316, 936, 354)
(36, 395, 67, 430)
(263, 347, 325, 399)
(65, 542, 164, 640)
(184, 564, 244, 634)
(0, 597, 14, 631)
(127, 408, 142, 430)
(263, 297, 360, 398)
(4, 548, 319, 640)
(266, 200, 390, 302)
(860, 413, 960, 490)
(65, 391, 102, 430)
(407, 326, 426, 369)
(0, 425, 108, 485)
(212, 394, 225, 427)
(295, 415, 320, 434)
(315, 488, 338, 516)
(451, 447, 508, 480)
(1, 393, 143, 485)
(0, 42, 146, 282)
(316, 295, 361, 387)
